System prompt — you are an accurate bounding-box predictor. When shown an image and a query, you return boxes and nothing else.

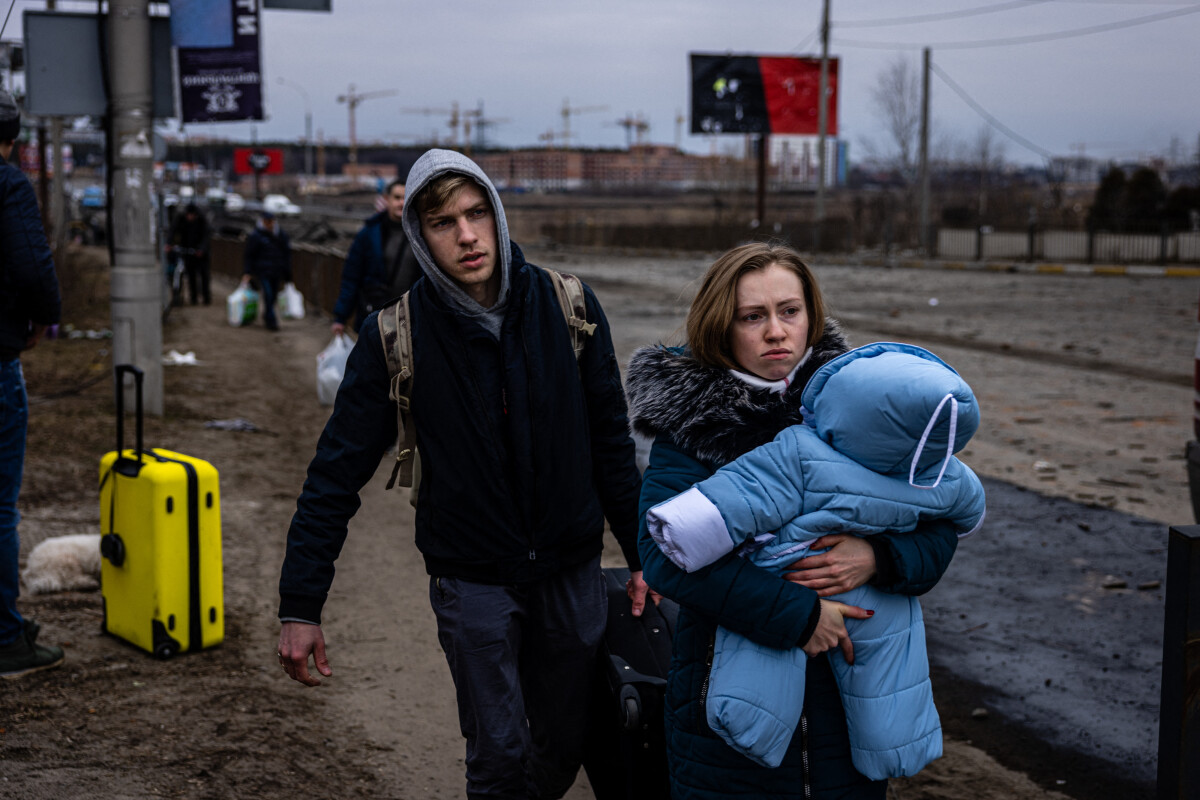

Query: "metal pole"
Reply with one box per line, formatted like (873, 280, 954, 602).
(108, 0, 162, 415)
(1157, 525, 1200, 799)
(304, 111, 313, 177)
(919, 47, 931, 256)
(815, 0, 830, 243)
(756, 134, 767, 227)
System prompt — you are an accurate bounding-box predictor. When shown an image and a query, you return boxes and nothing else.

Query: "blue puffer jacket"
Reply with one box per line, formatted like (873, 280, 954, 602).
(626, 340, 961, 800)
(646, 343, 986, 776)
(0, 154, 60, 358)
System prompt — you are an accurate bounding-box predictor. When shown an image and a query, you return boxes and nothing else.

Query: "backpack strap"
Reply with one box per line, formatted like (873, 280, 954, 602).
(378, 292, 416, 489)
(548, 269, 596, 360)
(377, 271, 592, 493)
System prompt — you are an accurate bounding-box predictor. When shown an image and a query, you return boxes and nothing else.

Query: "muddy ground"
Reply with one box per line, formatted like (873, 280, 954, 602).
(2, 244, 1192, 799)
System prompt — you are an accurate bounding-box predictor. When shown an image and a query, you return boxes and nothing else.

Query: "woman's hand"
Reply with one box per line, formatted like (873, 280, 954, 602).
(784, 534, 877, 597)
(802, 599, 873, 663)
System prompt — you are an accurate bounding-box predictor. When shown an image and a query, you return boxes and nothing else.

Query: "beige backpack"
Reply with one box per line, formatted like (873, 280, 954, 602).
(377, 269, 596, 495)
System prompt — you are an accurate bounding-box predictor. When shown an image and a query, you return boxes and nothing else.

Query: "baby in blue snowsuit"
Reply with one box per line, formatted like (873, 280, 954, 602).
(646, 342, 986, 778)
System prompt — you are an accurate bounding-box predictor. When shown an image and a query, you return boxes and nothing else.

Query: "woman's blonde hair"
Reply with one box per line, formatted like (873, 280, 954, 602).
(685, 242, 826, 371)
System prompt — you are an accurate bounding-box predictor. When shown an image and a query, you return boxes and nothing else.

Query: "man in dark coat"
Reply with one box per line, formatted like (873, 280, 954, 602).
(241, 210, 291, 331)
(277, 150, 648, 799)
(331, 178, 420, 335)
(0, 89, 65, 679)
(167, 203, 212, 305)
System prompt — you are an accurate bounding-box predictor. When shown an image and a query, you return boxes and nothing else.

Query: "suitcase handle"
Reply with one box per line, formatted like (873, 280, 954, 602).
(114, 364, 144, 475)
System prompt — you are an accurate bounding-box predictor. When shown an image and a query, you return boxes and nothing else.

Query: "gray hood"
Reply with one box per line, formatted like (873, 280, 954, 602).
(401, 149, 512, 334)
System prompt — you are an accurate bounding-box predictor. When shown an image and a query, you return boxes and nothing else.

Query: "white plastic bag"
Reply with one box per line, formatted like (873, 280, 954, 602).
(316, 334, 353, 405)
(278, 282, 306, 320)
(226, 286, 259, 327)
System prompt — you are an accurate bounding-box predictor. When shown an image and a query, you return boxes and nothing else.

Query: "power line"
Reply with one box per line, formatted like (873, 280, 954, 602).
(835, 3, 1200, 49)
(929, 61, 1056, 160)
(794, 25, 821, 52)
(835, 0, 1054, 28)
(0, 1, 16, 40)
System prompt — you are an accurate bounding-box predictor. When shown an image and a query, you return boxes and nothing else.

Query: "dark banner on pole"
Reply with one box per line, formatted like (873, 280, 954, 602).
(177, 0, 263, 123)
(690, 53, 837, 136)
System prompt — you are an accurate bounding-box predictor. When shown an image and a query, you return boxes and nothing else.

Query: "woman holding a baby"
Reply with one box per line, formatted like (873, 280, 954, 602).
(626, 242, 982, 799)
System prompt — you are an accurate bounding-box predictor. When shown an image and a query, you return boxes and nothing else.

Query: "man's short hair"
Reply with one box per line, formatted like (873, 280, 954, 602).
(413, 173, 485, 218)
(384, 178, 405, 196)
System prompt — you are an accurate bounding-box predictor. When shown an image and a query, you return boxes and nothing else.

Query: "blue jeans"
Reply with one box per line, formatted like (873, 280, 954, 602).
(430, 555, 606, 800)
(260, 277, 280, 328)
(0, 359, 28, 646)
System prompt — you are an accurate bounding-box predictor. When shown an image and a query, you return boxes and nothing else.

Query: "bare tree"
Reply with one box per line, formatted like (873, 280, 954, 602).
(868, 55, 922, 183)
(971, 126, 1006, 220)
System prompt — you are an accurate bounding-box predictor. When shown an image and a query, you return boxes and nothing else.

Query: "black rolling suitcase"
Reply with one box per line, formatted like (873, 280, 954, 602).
(583, 567, 677, 800)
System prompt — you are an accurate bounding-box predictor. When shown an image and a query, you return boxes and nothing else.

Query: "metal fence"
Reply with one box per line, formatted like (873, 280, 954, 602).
(938, 228, 1200, 265)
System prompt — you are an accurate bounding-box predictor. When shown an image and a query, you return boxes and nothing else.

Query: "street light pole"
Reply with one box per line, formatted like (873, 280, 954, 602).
(108, 0, 162, 415)
(277, 77, 313, 176)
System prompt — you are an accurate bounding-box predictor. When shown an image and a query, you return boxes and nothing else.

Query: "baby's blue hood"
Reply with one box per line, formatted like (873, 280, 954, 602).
(801, 342, 980, 479)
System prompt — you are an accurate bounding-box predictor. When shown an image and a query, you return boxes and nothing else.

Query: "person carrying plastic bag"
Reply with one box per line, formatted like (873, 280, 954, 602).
(316, 334, 352, 405)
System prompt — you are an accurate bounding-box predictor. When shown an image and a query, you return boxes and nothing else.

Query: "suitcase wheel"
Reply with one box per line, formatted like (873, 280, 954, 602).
(619, 685, 641, 731)
(100, 533, 126, 567)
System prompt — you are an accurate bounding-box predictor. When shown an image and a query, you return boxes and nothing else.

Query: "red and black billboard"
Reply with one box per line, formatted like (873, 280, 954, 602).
(233, 148, 284, 175)
(690, 53, 838, 136)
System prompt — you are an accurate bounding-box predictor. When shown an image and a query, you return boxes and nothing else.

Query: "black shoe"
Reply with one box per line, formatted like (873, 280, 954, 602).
(0, 620, 65, 680)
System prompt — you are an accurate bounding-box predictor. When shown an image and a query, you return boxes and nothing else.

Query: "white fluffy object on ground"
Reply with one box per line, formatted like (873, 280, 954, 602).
(22, 533, 102, 594)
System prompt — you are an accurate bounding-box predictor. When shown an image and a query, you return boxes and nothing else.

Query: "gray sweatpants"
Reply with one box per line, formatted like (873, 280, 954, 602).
(430, 555, 606, 800)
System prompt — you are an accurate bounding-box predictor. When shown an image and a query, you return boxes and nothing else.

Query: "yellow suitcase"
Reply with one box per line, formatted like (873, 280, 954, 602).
(99, 365, 224, 658)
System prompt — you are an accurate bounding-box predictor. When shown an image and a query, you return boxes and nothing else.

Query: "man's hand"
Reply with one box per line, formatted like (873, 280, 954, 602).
(277, 622, 332, 686)
(784, 534, 877, 597)
(802, 600, 873, 664)
(625, 570, 661, 617)
(330, 322, 346, 336)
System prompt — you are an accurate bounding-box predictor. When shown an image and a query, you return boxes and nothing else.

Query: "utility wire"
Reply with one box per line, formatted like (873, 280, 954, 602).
(930, 61, 1056, 160)
(0, 0, 16, 40)
(835, 3, 1200, 49)
(795, 25, 821, 53)
(835, 0, 1054, 28)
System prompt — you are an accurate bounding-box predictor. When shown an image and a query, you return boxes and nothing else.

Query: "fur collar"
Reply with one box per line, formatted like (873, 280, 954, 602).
(626, 320, 850, 466)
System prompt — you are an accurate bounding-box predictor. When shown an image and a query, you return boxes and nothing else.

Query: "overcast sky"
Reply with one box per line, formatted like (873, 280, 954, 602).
(16, 0, 1200, 167)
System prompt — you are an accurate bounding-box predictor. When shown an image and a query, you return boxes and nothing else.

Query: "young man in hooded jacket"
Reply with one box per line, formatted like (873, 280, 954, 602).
(277, 149, 649, 799)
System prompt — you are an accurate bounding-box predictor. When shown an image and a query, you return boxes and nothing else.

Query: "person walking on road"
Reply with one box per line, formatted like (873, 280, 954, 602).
(241, 210, 291, 331)
(331, 178, 420, 335)
(276, 149, 649, 799)
(167, 202, 212, 306)
(0, 89, 65, 679)
(626, 242, 962, 799)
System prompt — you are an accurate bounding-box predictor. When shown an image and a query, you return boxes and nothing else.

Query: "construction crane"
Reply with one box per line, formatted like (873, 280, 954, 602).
(461, 101, 509, 154)
(400, 102, 462, 147)
(560, 98, 608, 148)
(337, 84, 399, 163)
(613, 112, 650, 149)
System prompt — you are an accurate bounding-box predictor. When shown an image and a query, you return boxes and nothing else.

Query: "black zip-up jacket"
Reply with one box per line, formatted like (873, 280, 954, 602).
(278, 243, 642, 623)
(0, 153, 60, 360)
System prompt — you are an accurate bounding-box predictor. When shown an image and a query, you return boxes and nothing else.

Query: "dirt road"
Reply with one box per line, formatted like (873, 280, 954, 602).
(5, 245, 1192, 799)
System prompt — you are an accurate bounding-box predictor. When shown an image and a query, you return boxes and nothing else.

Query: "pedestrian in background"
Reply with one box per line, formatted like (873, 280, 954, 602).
(330, 179, 419, 335)
(241, 209, 291, 331)
(0, 89, 65, 679)
(277, 149, 648, 799)
(167, 202, 212, 306)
